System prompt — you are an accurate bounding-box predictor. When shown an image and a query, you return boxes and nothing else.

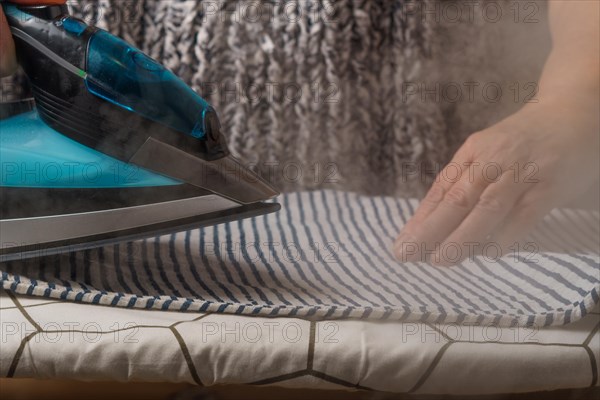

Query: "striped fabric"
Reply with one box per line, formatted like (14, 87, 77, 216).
(1, 190, 599, 327)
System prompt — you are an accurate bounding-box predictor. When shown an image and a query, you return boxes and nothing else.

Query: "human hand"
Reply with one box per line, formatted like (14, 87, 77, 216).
(394, 95, 600, 266)
(394, 0, 599, 267)
(1, 0, 66, 77)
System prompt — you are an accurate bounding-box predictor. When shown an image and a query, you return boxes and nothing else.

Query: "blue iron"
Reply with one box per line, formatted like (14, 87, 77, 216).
(0, 2, 279, 261)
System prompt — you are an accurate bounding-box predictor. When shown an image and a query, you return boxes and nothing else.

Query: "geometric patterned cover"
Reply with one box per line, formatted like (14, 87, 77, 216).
(1, 290, 598, 395)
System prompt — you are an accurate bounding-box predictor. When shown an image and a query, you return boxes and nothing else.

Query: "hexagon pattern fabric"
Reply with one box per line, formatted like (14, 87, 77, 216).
(0, 290, 598, 394)
(1, 191, 599, 327)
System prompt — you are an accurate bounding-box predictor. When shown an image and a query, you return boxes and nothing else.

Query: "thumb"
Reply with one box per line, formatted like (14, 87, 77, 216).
(0, 8, 17, 77)
(0, 1, 67, 77)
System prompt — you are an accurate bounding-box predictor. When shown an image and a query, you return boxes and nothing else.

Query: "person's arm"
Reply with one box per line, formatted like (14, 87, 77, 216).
(541, 0, 599, 104)
(394, 0, 599, 266)
(0, 0, 67, 77)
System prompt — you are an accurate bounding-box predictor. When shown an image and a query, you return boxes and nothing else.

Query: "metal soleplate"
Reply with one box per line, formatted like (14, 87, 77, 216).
(0, 201, 280, 263)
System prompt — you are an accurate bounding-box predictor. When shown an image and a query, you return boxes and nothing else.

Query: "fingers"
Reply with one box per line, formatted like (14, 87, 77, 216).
(393, 180, 449, 262)
(406, 149, 473, 225)
(0, 8, 17, 77)
(393, 141, 548, 266)
(492, 197, 552, 259)
(431, 173, 529, 266)
(394, 159, 490, 262)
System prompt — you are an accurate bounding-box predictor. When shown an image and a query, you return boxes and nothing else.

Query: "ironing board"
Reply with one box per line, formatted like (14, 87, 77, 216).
(1, 190, 599, 395)
(0, 290, 598, 395)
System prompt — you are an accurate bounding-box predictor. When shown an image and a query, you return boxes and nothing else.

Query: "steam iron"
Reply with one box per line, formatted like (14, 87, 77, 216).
(0, 2, 280, 262)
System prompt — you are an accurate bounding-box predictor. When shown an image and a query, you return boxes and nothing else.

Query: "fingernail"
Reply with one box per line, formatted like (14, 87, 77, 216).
(393, 243, 404, 261)
(394, 233, 419, 262)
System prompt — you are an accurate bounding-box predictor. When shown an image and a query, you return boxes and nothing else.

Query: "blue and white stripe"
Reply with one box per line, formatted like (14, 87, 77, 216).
(1, 191, 599, 327)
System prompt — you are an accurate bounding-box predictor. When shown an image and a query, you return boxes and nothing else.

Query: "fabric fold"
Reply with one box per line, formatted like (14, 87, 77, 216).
(1, 190, 598, 327)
